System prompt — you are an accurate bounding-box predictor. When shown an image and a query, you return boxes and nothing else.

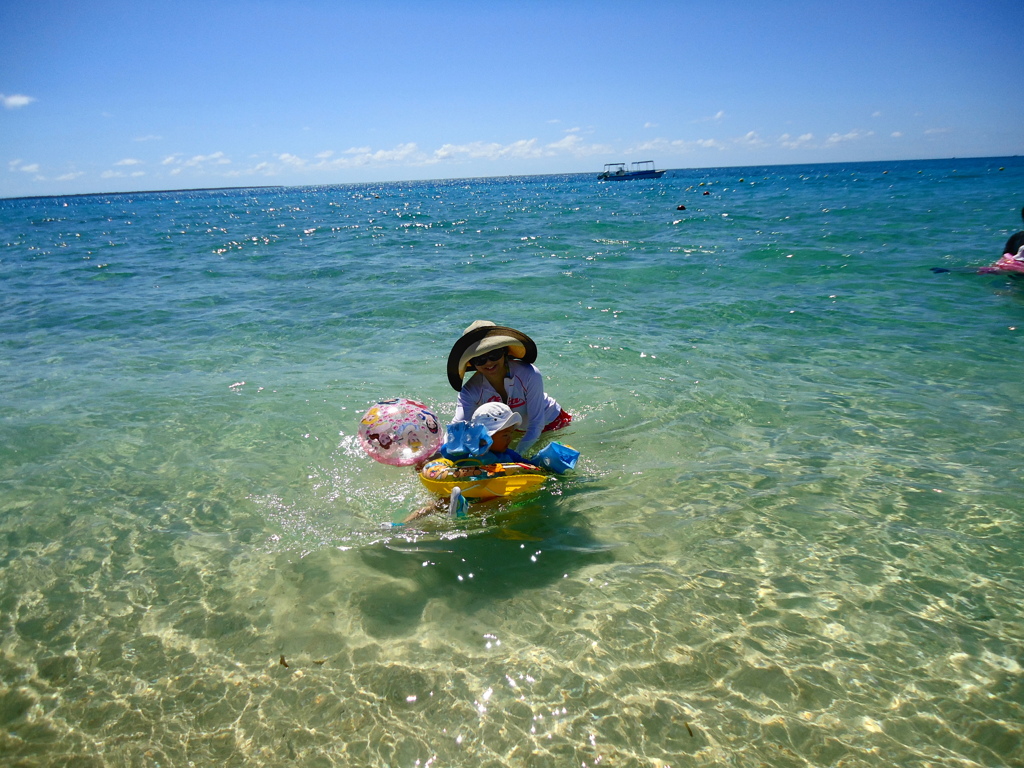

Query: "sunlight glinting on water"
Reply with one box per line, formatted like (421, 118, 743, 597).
(1, 158, 1022, 766)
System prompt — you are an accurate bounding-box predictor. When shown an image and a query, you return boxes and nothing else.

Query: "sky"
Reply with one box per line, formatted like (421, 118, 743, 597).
(2, 0, 1022, 198)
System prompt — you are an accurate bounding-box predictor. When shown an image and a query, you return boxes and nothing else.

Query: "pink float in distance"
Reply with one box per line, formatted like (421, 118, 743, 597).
(357, 398, 442, 466)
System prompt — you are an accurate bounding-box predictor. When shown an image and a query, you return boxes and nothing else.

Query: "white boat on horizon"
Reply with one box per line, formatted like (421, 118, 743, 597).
(597, 160, 666, 180)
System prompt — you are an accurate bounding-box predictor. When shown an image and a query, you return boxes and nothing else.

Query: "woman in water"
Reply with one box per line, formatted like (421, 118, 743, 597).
(447, 320, 571, 455)
(1001, 206, 1024, 259)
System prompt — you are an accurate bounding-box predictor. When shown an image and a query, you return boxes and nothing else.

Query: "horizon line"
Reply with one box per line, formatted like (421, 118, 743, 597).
(2, 154, 1019, 203)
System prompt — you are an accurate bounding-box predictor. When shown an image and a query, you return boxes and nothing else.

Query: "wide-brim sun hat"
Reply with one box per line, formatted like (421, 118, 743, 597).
(447, 320, 537, 391)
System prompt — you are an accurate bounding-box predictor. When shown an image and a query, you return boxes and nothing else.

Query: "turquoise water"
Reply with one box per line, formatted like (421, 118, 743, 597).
(1, 158, 1022, 766)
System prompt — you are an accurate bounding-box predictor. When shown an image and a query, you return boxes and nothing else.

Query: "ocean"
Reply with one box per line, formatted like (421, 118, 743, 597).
(1, 157, 1022, 766)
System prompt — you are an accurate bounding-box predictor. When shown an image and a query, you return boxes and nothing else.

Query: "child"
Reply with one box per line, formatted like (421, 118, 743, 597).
(465, 402, 529, 464)
(402, 403, 539, 523)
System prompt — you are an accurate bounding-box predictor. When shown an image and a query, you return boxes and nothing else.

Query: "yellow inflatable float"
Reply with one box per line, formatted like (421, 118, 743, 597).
(418, 457, 548, 500)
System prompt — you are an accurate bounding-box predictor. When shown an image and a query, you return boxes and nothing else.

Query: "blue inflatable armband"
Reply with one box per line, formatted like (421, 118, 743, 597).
(439, 421, 492, 459)
(532, 442, 580, 474)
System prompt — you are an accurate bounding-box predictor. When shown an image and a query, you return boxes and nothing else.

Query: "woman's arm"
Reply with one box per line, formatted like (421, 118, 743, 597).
(454, 378, 481, 423)
(516, 364, 547, 454)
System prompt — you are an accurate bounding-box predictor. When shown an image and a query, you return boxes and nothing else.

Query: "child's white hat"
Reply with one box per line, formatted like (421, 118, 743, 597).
(470, 402, 522, 435)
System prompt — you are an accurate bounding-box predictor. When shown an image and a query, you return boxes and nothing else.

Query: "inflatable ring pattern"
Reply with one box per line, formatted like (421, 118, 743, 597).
(418, 458, 547, 499)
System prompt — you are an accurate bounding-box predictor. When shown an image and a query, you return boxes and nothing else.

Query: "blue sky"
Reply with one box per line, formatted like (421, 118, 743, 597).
(2, 0, 1022, 198)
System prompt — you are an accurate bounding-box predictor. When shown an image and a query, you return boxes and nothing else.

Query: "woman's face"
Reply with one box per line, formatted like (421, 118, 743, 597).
(472, 348, 506, 378)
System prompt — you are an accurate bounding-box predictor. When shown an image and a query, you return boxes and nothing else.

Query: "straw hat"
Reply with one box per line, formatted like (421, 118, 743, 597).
(447, 320, 537, 391)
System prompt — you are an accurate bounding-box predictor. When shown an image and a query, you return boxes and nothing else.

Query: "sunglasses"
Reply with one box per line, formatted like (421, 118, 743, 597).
(469, 348, 507, 367)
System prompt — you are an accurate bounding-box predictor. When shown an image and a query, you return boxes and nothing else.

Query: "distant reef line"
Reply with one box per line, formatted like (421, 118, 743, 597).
(2, 155, 1020, 202)
(0, 185, 286, 203)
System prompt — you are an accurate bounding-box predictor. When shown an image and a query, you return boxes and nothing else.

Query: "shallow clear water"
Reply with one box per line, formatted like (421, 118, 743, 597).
(1, 158, 1022, 766)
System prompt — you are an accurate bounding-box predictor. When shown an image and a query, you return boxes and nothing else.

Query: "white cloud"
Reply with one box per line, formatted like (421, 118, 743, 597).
(152, 133, 617, 181)
(432, 140, 538, 162)
(134, 135, 162, 142)
(825, 129, 875, 145)
(160, 152, 230, 169)
(629, 137, 725, 155)
(735, 131, 768, 148)
(630, 139, 670, 153)
(213, 131, 622, 179)
(242, 144, 426, 175)
(891, 131, 903, 138)
(644, 122, 658, 129)
(188, 151, 230, 166)
(433, 142, 494, 161)
(56, 172, 84, 181)
(431, 134, 610, 164)
(780, 133, 814, 149)
(115, 158, 142, 166)
(1, 94, 35, 109)
(924, 127, 950, 135)
(221, 134, 612, 178)
(344, 143, 421, 165)
(546, 133, 606, 155)
(693, 110, 725, 123)
(9, 160, 40, 173)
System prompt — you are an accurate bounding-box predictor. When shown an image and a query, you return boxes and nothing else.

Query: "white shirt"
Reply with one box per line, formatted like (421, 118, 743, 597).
(454, 360, 562, 454)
